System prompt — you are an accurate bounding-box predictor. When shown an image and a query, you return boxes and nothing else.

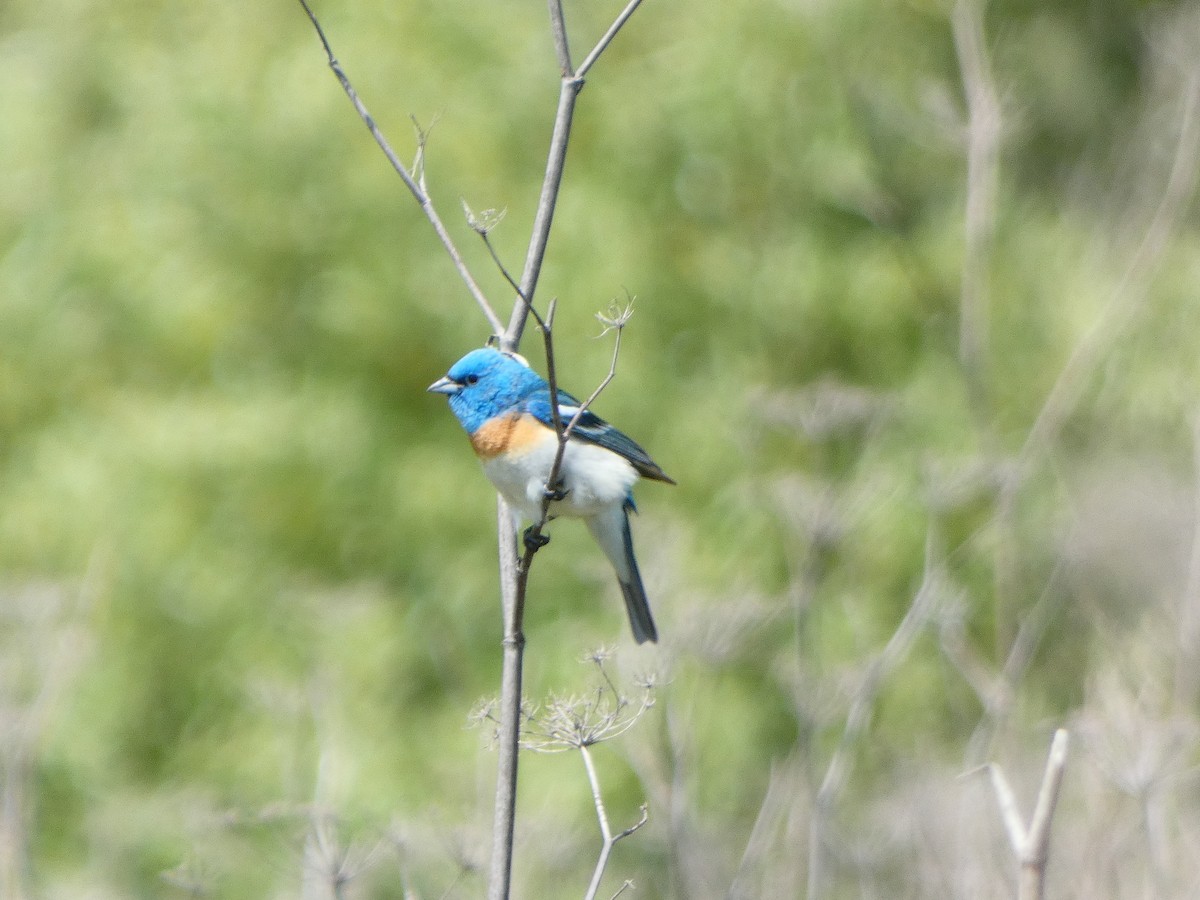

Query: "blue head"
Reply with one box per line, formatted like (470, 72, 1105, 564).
(428, 347, 546, 433)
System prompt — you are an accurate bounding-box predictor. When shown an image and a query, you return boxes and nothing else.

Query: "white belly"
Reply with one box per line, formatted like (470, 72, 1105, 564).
(481, 435, 638, 522)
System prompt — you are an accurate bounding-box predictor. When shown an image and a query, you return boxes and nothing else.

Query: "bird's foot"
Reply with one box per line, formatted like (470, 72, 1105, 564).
(523, 527, 551, 552)
(544, 482, 570, 503)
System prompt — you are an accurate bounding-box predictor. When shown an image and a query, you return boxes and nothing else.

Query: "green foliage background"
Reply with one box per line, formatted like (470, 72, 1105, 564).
(2, 0, 1200, 896)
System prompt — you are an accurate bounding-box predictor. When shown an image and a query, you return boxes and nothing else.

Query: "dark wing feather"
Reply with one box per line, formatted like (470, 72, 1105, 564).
(522, 388, 675, 484)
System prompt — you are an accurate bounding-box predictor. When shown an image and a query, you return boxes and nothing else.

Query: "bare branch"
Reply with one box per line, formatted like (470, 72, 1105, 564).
(503, 77, 582, 350)
(465, 200, 528, 304)
(581, 744, 649, 900)
(581, 746, 610, 837)
(729, 757, 801, 899)
(540, 300, 566, 437)
(489, 499, 524, 900)
(297, 0, 504, 336)
(1026, 729, 1069, 866)
(1015, 69, 1200, 477)
(577, 0, 646, 79)
(547, 0, 573, 76)
(505, 0, 648, 347)
(490, 59, 648, 900)
(983, 729, 1070, 900)
(562, 307, 628, 439)
(987, 764, 1029, 855)
(940, 561, 1067, 766)
(952, 0, 1001, 404)
(614, 807, 649, 842)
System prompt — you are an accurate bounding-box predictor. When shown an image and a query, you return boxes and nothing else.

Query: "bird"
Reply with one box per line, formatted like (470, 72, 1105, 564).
(428, 347, 674, 644)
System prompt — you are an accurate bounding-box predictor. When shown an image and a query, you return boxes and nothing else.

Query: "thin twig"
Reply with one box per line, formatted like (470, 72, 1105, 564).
(476, 228, 527, 305)
(509, 303, 628, 658)
(503, 0, 644, 349)
(577, 0, 646, 79)
(562, 326, 624, 440)
(941, 560, 1067, 766)
(1026, 731, 1069, 863)
(987, 765, 1028, 855)
(1015, 70, 1200, 479)
(519, 299, 628, 565)
(539, 300, 566, 441)
(728, 757, 800, 899)
(297, 0, 504, 336)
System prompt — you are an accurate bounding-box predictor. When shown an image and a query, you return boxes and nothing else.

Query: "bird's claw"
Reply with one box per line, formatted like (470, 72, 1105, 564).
(523, 527, 551, 552)
(544, 483, 570, 503)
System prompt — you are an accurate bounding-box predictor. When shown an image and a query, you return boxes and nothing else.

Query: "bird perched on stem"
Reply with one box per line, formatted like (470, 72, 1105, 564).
(429, 347, 673, 644)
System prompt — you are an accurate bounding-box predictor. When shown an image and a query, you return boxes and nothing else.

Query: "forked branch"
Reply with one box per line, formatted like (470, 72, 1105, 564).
(582, 745, 648, 900)
(982, 728, 1070, 900)
(503, 0, 645, 349)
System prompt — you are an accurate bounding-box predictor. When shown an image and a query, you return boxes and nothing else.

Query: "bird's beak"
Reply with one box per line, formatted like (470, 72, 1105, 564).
(427, 375, 461, 395)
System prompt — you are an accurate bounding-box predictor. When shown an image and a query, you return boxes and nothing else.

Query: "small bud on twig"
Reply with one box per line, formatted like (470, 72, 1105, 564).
(462, 199, 508, 236)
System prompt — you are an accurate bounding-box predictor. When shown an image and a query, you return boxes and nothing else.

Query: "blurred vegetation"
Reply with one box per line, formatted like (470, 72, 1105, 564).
(2, 0, 1200, 896)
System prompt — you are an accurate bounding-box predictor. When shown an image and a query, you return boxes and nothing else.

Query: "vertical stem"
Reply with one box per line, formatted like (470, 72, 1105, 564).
(952, 0, 1000, 404)
(489, 69, 581, 900)
(503, 77, 583, 352)
(581, 745, 613, 900)
(952, 0, 1012, 659)
(547, 0, 573, 75)
(487, 2, 645, 894)
(488, 502, 524, 900)
(1017, 864, 1042, 900)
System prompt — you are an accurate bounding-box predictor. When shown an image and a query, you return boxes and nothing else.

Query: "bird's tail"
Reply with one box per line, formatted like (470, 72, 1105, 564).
(618, 572, 658, 645)
(586, 504, 658, 644)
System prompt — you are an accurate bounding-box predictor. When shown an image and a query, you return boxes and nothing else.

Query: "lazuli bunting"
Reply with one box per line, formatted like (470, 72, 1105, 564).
(428, 347, 674, 644)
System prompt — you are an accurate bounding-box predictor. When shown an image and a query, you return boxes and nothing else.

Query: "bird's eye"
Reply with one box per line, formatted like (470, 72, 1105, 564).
(464, 374, 480, 385)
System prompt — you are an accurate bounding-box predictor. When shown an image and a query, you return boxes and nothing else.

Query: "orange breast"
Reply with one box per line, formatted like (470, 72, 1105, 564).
(470, 413, 548, 459)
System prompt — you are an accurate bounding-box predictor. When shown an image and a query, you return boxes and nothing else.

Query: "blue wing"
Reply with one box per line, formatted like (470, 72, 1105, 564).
(522, 387, 675, 484)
